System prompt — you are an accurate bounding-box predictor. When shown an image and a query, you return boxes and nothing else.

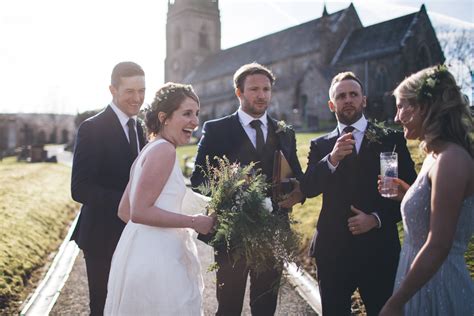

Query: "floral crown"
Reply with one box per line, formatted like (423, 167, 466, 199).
(416, 64, 449, 102)
(143, 83, 194, 113)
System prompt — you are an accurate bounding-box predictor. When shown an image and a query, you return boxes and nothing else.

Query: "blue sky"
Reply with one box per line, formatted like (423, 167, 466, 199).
(0, 0, 472, 114)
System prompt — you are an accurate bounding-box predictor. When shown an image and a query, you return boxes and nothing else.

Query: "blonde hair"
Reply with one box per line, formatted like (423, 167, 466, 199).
(393, 65, 473, 156)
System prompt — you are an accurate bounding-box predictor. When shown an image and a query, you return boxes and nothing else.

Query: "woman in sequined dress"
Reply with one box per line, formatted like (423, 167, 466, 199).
(379, 65, 474, 316)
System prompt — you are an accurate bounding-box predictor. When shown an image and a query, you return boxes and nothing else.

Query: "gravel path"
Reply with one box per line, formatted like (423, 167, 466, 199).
(50, 189, 317, 315)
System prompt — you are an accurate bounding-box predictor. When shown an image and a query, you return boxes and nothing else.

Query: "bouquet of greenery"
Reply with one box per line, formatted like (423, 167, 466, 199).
(198, 156, 301, 274)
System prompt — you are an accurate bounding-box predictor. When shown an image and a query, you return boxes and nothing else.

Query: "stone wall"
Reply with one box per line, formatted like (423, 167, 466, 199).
(0, 113, 75, 153)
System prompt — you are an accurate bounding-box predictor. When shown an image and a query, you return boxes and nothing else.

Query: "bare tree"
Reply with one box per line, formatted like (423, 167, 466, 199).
(437, 26, 473, 92)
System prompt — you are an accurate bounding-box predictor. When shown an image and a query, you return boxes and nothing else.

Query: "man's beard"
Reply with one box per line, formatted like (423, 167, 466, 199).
(337, 106, 363, 125)
(242, 98, 268, 117)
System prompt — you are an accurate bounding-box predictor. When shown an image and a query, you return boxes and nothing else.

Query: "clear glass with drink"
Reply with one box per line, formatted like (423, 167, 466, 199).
(380, 152, 398, 198)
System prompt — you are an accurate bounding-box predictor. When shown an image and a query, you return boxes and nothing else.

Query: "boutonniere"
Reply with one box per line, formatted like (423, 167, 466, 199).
(365, 120, 393, 144)
(275, 120, 293, 134)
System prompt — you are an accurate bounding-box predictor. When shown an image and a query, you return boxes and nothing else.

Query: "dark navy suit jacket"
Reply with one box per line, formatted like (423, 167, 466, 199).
(191, 112, 303, 191)
(71, 105, 146, 254)
(191, 111, 304, 243)
(301, 122, 417, 263)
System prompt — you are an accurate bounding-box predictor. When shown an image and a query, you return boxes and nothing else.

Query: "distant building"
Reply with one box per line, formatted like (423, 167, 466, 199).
(0, 113, 75, 154)
(165, 0, 444, 130)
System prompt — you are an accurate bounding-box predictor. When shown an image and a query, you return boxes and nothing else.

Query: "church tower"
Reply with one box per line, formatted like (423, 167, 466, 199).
(165, 0, 221, 82)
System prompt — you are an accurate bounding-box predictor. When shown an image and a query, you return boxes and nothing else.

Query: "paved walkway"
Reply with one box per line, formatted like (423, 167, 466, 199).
(49, 189, 318, 315)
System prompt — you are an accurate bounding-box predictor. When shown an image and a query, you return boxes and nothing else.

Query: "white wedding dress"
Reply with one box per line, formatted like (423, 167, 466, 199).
(104, 139, 203, 315)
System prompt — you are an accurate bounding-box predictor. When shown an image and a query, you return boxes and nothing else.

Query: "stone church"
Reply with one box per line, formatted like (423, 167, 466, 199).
(165, 0, 444, 130)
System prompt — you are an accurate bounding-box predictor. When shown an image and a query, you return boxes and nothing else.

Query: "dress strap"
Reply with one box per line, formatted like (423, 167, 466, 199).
(136, 139, 169, 163)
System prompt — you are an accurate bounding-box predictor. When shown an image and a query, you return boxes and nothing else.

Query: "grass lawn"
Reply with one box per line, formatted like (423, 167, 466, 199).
(177, 133, 473, 278)
(0, 157, 78, 313)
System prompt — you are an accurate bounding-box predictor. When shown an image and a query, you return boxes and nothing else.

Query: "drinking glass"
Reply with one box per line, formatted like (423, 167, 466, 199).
(380, 152, 398, 198)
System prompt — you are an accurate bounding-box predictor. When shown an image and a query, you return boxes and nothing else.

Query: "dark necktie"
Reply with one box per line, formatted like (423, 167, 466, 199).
(250, 120, 264, 156)
(127, 118, 138, 159)
(343, 125, 357, 158)
(343, 125, 355, 135)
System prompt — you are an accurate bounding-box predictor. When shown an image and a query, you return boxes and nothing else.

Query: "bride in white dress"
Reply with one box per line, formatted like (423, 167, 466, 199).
(104, 83, 215, 315)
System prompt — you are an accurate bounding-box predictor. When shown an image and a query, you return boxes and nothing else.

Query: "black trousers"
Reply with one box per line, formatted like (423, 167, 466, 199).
(83, 249, 114, 316)
(215, 250, 282, 316)
(316, 251, 399, 316)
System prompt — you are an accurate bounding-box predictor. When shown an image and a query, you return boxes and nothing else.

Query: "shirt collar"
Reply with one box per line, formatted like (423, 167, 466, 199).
(110, 101, 137, 127)
(237, 107, 268, 127)
(338, 114, 367, 134)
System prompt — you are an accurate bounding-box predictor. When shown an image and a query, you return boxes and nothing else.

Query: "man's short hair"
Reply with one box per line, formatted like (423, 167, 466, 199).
(329, 71, 364, 100)
(233, 62, 275, 91)
(111, 61, 145, 88)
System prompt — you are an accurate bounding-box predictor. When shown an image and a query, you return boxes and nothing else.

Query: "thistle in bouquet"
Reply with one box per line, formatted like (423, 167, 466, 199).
(197, 156, 301, 274)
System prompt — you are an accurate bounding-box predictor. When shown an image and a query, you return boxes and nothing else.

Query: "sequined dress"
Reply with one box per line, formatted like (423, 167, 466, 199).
(394, 159, 474, 315)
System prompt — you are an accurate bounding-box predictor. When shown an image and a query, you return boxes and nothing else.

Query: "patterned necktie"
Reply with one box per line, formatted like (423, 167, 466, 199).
(127, 118, 138, 159)
(250, 120, 264, 156)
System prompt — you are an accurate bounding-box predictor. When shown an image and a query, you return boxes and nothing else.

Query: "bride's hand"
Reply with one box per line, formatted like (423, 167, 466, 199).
(191, 214, 216, 234)
(377, 175, 410, 201)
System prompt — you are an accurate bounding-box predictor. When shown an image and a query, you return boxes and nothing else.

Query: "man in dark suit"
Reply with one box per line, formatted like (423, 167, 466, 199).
(298, 72, 417, 315)
(191, 62, 304, 316)
(71, 61, 146, 315)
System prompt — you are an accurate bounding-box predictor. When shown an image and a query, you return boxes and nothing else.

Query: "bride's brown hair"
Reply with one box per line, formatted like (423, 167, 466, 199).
(145, 82, 199, 136)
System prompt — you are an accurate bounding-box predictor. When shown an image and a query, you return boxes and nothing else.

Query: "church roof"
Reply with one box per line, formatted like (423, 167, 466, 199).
(186, 8, 347, 83)
(333, 12, 418, 65)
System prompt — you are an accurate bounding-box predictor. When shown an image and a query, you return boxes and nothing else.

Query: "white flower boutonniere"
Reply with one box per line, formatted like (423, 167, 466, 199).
(262, 197, 273, 213)
(275, 120, 292, 134)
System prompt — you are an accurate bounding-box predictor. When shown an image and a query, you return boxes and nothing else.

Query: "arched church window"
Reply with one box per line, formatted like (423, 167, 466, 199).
(199, 25, 209, 49)
(417, 44, 432, 69)
(375, 66, 388, 93)
(175, 28, 182, 50)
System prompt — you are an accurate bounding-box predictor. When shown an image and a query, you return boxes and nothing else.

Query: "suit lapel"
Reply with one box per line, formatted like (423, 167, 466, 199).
(269, 117, 288, 157)
(359, 121, 373, 156)
(137, 122, 146, 149)
(266, 116, 278, 147)
(326, 128, 339, 154)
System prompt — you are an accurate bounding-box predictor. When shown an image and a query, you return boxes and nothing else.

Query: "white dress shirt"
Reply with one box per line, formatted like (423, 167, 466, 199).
(327, 114, 368, 171)
(109, 102, 140, 154)
(337, 115, 368, 154)
(237, 107, 268, 149)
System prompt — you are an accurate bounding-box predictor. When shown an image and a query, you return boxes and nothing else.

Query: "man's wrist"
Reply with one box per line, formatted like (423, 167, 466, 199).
(371, 212, 381, 228)
(327, 154, 339, 171)
(328, 154, 337, 167)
